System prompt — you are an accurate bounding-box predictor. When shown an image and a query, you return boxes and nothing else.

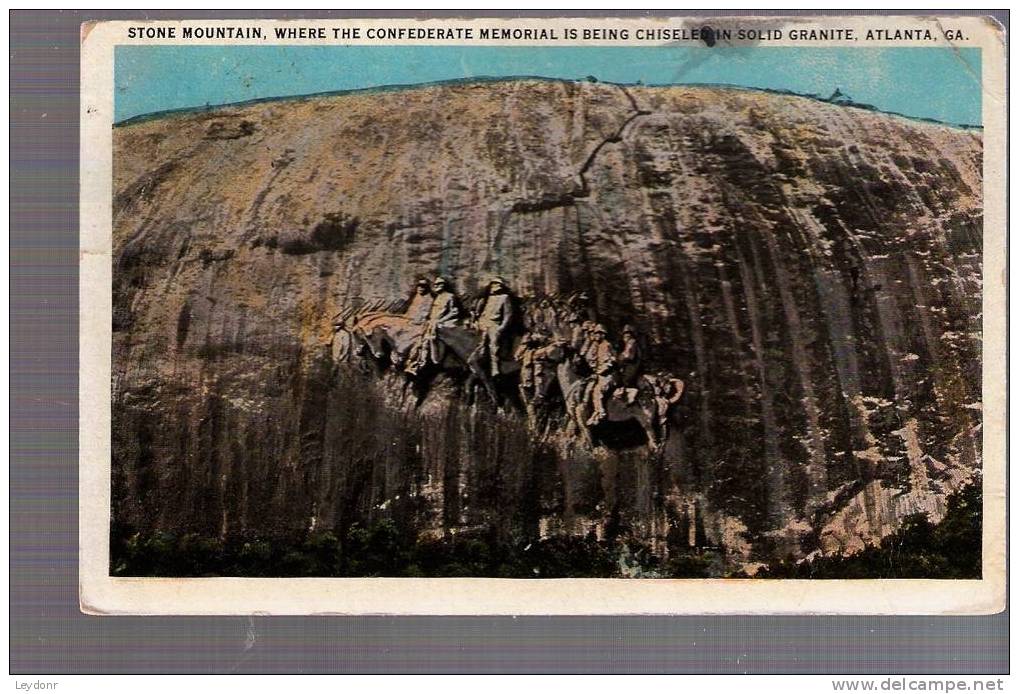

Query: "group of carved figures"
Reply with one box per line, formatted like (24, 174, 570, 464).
(332, 277, 684, 450)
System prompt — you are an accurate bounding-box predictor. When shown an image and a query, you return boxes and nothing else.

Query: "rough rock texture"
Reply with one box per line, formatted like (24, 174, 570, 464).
(111, 79, 983, 574)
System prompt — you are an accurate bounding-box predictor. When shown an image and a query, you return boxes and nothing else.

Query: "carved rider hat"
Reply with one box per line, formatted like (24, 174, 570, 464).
(416, 278, 430, 289)
(622, 324, 636, 335)
(432, 276, 449, 289)
(488, 276, 507, 287)
(593, 324, 608, 336)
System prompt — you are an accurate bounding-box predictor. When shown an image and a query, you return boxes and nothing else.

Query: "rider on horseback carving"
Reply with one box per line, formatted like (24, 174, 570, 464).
(584, 324, 618, 426)
(474, 276, 515, 377)
(405, 278, 433, 325)
(406, 276, 461, 375)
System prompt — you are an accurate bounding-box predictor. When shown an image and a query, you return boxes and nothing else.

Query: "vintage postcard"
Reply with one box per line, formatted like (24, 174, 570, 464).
(80, 15, 1006, 614)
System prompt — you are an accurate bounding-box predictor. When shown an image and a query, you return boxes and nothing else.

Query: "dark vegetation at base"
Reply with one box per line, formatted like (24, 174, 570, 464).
(111, 521, 667, 578)
(110, 483, 981, 579)
(758, 482, 982, 579)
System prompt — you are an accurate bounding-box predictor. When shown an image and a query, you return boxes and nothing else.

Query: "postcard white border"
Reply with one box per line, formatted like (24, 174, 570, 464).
(80, 16, 1006, 615)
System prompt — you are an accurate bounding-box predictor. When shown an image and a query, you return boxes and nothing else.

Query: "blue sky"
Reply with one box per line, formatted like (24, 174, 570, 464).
(115, 45, 982, 125)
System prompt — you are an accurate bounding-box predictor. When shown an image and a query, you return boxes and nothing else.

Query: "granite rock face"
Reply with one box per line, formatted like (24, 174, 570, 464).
(111, 79, 983, 574)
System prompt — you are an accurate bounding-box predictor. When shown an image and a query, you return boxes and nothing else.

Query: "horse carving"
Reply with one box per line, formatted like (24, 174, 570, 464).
(566, 371, 684, 451)
(333, 306, 520, 403)
(521, 338, 683, 450)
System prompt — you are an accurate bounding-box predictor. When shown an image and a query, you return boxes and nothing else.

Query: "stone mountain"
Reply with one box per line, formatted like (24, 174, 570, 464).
(111, 78, 982, 575)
